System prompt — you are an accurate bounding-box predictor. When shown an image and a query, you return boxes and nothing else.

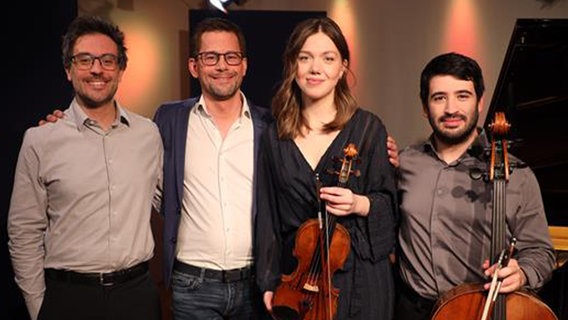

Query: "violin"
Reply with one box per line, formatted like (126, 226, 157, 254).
(270, 143, 359, 320)
(430, 112, 557, 320)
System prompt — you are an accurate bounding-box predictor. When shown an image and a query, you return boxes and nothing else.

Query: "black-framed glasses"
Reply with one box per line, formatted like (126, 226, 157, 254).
(71, 53, 119, 71)
(196, 51, 244, 66)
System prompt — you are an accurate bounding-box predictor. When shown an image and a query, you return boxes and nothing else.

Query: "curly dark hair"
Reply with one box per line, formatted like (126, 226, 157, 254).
(61, 15, 127, 70)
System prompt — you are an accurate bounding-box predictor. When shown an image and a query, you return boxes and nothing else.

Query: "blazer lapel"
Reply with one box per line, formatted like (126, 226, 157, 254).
(174, 99, 196, 205)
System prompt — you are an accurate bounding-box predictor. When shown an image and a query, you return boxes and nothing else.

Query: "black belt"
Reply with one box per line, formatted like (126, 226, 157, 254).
(45, 261, 148, 286)
(397, 279, 436, 310)
(174, 260, 252, 283)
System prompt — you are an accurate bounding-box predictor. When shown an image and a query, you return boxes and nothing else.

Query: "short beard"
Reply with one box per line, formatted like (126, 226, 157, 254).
(77, 92, 114, 109)
(209, 86, 239, 101)
(429, 109, 479, 145)
(206, 78, 242, 101)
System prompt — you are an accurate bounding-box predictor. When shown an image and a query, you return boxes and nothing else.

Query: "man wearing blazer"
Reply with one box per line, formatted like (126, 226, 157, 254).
(153, 17, 272, 319)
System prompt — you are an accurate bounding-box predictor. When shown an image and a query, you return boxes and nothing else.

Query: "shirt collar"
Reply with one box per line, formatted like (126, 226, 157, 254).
(68, 98, 130, 131)
(194, 91, 251, 120)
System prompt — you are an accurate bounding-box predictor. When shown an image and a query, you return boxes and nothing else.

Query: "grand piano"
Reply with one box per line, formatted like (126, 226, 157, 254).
(483, 18, 568, 318)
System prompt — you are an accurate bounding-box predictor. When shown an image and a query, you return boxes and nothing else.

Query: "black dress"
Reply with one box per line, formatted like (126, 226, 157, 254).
(255, 108, 397, 319)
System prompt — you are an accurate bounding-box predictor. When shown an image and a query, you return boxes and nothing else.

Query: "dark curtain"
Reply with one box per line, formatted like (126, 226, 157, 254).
(1, 1, 77, 319)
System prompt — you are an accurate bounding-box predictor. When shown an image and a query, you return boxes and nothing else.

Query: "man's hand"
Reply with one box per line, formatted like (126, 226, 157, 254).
(482, 258, 527, 293)
(38, 109, 65, 125)
(387, 135, 400, 168)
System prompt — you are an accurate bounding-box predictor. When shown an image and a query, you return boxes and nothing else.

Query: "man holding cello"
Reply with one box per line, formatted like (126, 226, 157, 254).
(393, 52, 556, 320)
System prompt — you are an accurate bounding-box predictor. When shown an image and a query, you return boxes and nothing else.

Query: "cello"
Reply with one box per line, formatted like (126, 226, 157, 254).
(270, 143, 359, 320)
(430, 112, 557, 320)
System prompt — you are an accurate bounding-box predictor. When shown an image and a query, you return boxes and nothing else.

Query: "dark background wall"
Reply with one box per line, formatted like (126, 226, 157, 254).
(2, 1, 77, 319)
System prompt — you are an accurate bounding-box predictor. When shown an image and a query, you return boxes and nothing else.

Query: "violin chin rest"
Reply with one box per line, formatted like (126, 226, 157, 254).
(272, 305, 301, 320)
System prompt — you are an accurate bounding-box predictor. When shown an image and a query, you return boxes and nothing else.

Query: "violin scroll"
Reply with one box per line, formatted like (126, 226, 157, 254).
(327, 143, 361, 183)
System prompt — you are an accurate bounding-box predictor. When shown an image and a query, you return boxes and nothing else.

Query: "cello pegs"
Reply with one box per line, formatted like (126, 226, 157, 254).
(469, 167, 485, 181)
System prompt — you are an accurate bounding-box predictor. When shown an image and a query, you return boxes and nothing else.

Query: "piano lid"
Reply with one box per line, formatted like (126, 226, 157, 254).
(484, 18, 568, 227)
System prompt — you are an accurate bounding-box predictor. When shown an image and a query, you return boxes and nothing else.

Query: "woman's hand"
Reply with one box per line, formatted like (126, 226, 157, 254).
(263, 291, 274, 313)
(320, 187, 370, 217)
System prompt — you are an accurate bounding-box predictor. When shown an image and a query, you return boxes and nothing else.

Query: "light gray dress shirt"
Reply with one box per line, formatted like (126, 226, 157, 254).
(8, 99, 163, 318)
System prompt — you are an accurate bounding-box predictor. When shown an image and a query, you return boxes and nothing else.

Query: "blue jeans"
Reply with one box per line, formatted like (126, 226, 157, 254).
(171, 268, 263, 320)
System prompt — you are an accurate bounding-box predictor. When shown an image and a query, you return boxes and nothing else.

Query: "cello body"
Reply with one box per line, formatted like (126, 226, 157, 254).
(430, 113, 557, 320)
(431, 283, 558, 320)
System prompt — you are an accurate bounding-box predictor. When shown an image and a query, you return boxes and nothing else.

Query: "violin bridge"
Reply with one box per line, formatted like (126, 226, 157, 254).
(303, 283, 320, 292)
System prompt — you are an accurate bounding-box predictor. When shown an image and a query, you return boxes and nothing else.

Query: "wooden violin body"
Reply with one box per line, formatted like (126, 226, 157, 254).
(271, 143, 359, 320)
(271, 220, 350, 320)
(431, 283, 558, 320)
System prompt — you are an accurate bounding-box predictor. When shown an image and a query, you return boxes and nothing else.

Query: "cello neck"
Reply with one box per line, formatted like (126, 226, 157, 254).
(488, 112, 511, 320)
(491, 178, 507, 320)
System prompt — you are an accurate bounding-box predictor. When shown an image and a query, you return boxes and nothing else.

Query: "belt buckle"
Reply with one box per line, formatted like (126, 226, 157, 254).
(223, 268, 248, 282)
(222, 269, 239, 282)
(100, 273, 114, 286)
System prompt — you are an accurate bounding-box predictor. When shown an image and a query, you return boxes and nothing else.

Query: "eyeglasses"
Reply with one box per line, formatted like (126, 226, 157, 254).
(196, 51, 244, 66)
(71, 53, 120, 71)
